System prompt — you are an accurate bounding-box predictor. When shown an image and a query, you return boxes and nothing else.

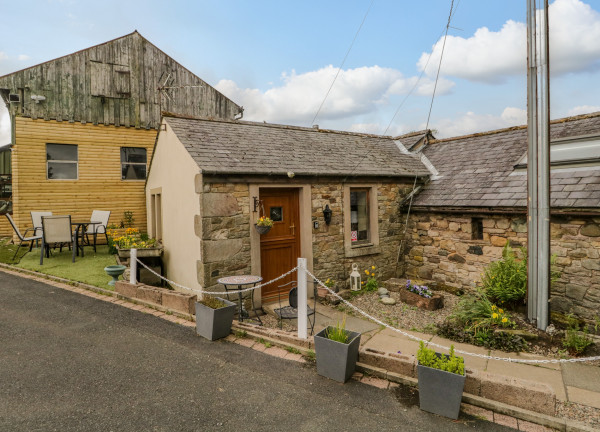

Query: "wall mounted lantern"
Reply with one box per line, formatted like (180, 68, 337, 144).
(323, 204, 332, 225)
(349, 263, 361, 291)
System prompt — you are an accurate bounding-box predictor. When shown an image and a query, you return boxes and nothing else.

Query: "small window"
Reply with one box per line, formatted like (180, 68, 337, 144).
(270, 206, 283, 222)
(121, 147, 147, 180)
(514, 134, 600, 169)
(472, 218, 483, 240)
(350, 189, 370, 244)
(47, 144, 78, 180)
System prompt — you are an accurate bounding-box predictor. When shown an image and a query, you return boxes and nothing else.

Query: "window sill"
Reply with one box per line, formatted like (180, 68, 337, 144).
(345, 244, 381, 258)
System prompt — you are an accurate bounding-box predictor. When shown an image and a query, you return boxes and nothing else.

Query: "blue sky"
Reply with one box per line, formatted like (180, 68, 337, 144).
(2, 0, 600, 145)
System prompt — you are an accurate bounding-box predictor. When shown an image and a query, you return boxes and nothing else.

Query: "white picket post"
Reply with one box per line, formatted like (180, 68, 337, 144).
(130, 248, 137, 284)
(297, 257, 308, 340)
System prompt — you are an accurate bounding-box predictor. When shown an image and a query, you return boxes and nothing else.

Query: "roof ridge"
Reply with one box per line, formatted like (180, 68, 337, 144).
(429, 111, 600, 144)
(163, 113, 395, 139)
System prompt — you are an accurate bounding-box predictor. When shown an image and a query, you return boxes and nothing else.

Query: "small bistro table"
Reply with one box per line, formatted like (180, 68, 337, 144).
(71, 221, 101, 257)
(217, 275, 263, 324)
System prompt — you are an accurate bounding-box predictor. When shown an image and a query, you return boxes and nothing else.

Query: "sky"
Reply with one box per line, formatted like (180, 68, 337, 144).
(1, 0, 600, 146)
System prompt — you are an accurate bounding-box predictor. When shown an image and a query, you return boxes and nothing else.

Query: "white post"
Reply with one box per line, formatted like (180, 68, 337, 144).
(297, 257, 308, 340)
(130, 248, 137, 284)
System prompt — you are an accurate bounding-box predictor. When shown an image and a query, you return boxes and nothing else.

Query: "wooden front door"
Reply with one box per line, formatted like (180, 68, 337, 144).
(259, 188, 300, 302)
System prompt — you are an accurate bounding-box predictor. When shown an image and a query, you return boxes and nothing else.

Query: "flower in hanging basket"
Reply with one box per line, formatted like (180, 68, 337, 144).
(254, 216, 274, 235)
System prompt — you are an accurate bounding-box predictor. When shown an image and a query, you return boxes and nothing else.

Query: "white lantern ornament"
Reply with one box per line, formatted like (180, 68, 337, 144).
(349, 263, 362, 291)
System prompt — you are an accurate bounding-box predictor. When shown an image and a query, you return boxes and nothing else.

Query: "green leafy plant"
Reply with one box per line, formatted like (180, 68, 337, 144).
(123, 211, 135, 228)
(482, 244, 527, 305)
(437, 321, 529, 352)
(451, 289, 515, 331)
(256, 216, 274, 227)
(199, 297, 227, 309)
(417, 341, 465, 376)
(562, 314, 593, 356)
(362, 265, 378, 291)
(285, 346, 301, 354)
(325, 316, 349, 343)
(234, 330, 247, 338)
(107, 227, 158, 250)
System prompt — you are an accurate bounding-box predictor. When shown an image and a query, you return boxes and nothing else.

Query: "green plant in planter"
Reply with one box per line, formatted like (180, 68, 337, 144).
(417, 341, 465, 375)
(199, 296, 228, 309)
(325, 316, 349, 343)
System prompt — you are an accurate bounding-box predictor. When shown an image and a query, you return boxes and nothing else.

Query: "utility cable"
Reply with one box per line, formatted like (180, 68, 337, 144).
(310, 0, 375, 127)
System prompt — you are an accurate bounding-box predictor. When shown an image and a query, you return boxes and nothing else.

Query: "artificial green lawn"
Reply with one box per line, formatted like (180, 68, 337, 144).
(16, 244, 119, 289)
(0, 237, 31, 264)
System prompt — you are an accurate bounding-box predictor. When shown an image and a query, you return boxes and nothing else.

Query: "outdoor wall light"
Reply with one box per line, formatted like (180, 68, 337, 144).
(323, 204, 332, 225)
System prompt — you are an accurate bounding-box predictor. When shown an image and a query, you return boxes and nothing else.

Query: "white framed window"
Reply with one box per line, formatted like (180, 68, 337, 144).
(343, 184, 380, 258)
(47, 143, 78, 180)
(515, 134, 600, 170)
(121, 147, 147, 180)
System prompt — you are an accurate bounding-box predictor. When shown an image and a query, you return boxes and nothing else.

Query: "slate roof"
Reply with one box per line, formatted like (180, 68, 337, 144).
(413, 112, 600, 210)
(165, 116, 430, 178)
(394, 130, 433, 151)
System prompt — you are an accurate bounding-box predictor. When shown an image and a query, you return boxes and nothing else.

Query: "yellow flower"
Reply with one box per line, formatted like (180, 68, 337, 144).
(492, 313, 498, 319)
(498, 308, 504, 314)
(371, 272, 375, 277)
(491, 305, 496, 310)
(502, 317, 508, 323)
(365, 270, 369, 275)
(361, 281, 365, 284)
(371, 265, 376, 270)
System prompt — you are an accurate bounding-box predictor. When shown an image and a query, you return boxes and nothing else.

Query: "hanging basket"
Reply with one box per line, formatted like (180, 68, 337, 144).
(254, 224, 272, 235)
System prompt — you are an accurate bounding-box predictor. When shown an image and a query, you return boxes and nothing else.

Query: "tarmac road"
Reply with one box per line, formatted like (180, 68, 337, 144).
(0, 271, 516, 432)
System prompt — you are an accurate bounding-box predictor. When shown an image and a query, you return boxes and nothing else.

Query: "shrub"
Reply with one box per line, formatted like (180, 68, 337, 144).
(482, 244, 527, 305)
(437, 321, 529, 352)
(417, 341, 464, 375)
(562, 314, 594, 356)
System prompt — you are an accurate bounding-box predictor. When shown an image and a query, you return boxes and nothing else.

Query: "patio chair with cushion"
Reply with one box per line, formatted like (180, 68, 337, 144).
(40, 215, 75, 264)
(5, 214, 42, 261)
(84, 210, 111, 251)
(274, 279, 318, 335)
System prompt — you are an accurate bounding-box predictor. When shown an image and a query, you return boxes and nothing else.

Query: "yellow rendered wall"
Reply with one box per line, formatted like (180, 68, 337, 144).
(9, 117, 156, 236)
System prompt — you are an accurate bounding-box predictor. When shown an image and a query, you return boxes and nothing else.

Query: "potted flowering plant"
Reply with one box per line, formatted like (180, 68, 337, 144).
(417, 341, 465, 419)
(318, 278, 335, 298)
(108, 227, 162, 258)
(254, 216, 274, 235)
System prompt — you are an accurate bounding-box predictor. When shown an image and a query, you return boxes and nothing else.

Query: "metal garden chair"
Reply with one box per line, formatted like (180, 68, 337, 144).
(84, 210, 111, 251)
(40, 215, 75, 264)
(274, 279, 318, 335)
(5, 214, 42, 261)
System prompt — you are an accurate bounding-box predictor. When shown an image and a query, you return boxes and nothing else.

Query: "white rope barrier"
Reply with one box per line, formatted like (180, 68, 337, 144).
(304, 268, 600, 365)
(132, 256, 600, 364)
(134, 257, 298, 295)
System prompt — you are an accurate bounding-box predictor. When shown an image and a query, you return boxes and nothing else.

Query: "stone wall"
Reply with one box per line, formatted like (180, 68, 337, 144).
(199, 182, 251, 290)
(404, 212, 600, 323)
(311, 182, 413, 291)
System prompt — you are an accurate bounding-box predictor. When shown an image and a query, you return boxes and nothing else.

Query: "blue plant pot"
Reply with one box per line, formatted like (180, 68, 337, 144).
(104, 265, 127, 286)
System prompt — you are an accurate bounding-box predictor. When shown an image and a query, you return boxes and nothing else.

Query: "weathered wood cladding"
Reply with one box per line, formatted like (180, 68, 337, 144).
(8, 117, 156, 234)
(0, 31, 241, 129)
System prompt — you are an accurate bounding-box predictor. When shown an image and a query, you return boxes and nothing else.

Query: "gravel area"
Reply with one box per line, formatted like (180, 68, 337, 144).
(556, 400, 600, 430)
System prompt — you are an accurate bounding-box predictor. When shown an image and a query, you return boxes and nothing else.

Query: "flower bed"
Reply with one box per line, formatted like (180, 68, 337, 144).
(385, 278, 443, 311)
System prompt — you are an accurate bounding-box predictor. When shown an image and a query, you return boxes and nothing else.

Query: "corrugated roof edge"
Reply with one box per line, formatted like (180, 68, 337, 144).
(428, 111, 600, 145)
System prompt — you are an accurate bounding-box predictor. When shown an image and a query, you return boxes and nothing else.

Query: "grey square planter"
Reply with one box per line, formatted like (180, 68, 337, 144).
(314, 327, 361, 383)
(195, 297, 237, 341)
(417, 355, 466, 420)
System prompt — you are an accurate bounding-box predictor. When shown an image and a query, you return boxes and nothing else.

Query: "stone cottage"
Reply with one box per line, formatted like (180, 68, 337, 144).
(145, 114, 431, 305)
(404, 112, 600, 324)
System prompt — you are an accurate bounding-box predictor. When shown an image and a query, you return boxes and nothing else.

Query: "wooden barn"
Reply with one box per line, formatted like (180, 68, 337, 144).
(0, 31, 242, 236)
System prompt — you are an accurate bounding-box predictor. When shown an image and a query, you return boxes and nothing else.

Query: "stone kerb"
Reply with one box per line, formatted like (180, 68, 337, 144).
(384, 278, 443, 310)
(357, 346, 555, 416)
(114, 281, 197, 315)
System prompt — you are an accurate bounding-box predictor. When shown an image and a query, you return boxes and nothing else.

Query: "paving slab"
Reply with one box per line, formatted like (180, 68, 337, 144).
(566, 386, 600, 409)
(429, 335, 490, 371)
(312, 310, 380, 335)
(485, 359, 567, 401)
(488, 350, 562, 371)
(362, 326, 428, 356)
(561, 362, 600, 393)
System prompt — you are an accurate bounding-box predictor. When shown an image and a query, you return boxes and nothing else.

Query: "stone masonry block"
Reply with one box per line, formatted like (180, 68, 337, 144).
(464, 368, 481, 396)
(480, 371, 555, 415)
(162, 291, 197, 314)
(115, 281, 140, 298)
(359, 348, 416, 378)
(136, 285, 163, 305)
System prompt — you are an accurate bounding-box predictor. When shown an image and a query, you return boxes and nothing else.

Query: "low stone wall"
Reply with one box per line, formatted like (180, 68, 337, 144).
(115, 281, 197, 314)
(404, 213, 600, 324)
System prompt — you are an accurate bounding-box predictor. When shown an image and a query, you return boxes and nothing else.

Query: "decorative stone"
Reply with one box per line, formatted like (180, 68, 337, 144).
(377, 288, 389, 296)
(467, 245, 483, 255)
(381, 297, 396, 305)
(448, 253, 466, 263)
(581, 223, 600, 237)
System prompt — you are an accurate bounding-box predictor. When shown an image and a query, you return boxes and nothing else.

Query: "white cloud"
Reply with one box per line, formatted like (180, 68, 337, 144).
(17, 54, 30, 61)
(434, 107, 527, 138)
(0, 52, 7, 61)
(568, 105, 600, 116)
(216, 65, 453, 126)
(0, 107, 10, 145)
(418, 0, 600, 83)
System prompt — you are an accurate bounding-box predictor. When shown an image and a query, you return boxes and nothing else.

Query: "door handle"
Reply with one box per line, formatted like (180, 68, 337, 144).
(289, 223, 295, 235)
